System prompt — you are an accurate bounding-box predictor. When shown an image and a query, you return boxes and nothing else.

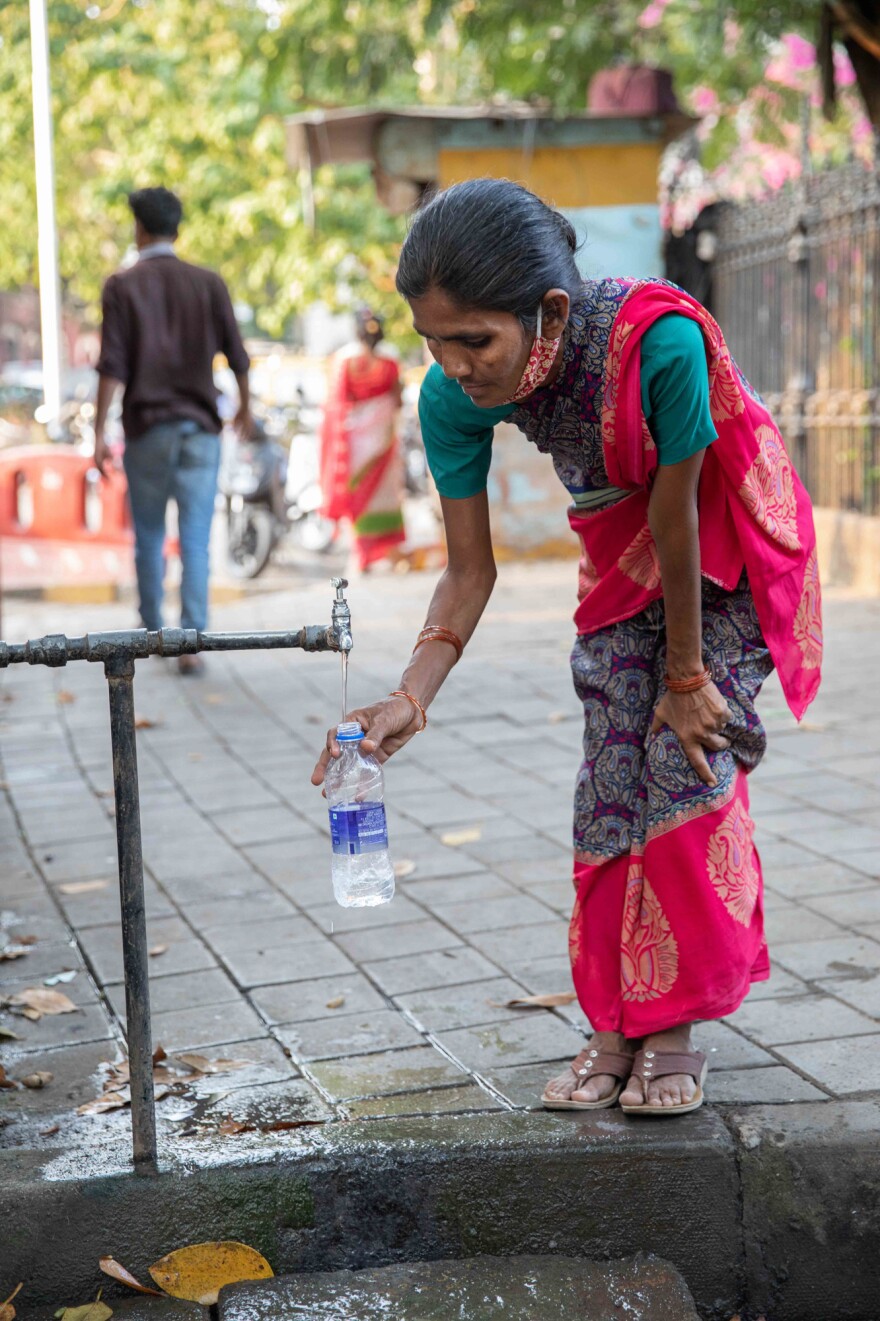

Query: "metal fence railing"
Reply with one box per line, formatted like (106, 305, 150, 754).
(713, 161, 880, 516)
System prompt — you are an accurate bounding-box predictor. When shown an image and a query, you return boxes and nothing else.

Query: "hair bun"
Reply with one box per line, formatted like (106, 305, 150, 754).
(553, 210, 578, 253)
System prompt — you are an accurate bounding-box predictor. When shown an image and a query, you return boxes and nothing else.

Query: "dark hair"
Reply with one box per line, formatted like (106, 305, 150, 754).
(355, 306, 384, 348)
(128, 187, 183, 237)
(396, 178, 582, 329)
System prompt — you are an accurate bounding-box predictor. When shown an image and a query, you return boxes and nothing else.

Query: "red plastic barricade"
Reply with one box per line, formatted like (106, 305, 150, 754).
(0, 447, 134, 591)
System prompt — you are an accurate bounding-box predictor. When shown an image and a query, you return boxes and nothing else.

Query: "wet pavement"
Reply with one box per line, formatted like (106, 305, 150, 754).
(1, 563, 878, 1151)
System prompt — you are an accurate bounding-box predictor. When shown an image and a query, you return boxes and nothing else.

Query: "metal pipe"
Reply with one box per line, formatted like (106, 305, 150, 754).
(0, 623, 343, 669)
(105, 655, 157, 1176)
(28, 0, 63, 430)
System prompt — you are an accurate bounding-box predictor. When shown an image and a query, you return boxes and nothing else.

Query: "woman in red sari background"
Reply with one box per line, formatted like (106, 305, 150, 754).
(320, 308, 406, 571)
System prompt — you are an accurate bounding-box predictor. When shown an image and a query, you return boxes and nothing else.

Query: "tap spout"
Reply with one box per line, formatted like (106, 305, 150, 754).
(330, 577, 353, 653)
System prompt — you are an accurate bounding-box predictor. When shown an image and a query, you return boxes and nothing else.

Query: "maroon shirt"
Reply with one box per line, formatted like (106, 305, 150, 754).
(96, 251, 250, 440)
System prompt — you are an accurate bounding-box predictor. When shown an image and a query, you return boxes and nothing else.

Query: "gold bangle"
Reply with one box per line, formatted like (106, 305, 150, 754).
(389, 689, 427, 732)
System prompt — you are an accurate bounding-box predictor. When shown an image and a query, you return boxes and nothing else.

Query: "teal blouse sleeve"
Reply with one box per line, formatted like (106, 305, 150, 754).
(640, 313, 717, 465)
(418, 364, 514, 499)
(418, 313, 716, 497)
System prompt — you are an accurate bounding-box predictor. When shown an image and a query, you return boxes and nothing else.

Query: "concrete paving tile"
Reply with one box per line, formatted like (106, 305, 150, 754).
(363, 947, 500, 996)
(202, 915, 317, 955)
(458, 834, 572, 868)
(143, 999, 268, 1052)
(773, 936, 880, 982)
(307, 895, 424, 934)
(390, 849, 493, 882)
(180, 890, 298, 928)
(815, 974, 880, 1018)
(58, 877, 176, 929)
(774, 1033, 880, 1095)
(694, 1020, 776, 1070)
(482, 1060, 572, 1109)
(107, 968, 240, 1019)
(210, 804, 317, 846)
(0, 910, 71, 945)
(0, 1039, 122, 1118)
(758, 839, 829, 870)
(307, 1044, 468, 1101)
(219, 938, 355, 989)
(764, 862, 877, 899)
(425, 893, 558, 934)
(834, 848, 880, 879)
(344, 1084, 501, 1119)
(0, 940, 84, 986)
(495, 857, 571, 886)
(513, 954, 577, 996)
(159, 870, 273, 905)
(745, 964, 811, 1001)
(725, 994, 877, 1045)
(763, 907, 846, 944)
(804, 885, 880, 925)
(467, 921, 569, 970)
(277, 1009, 424, 1061)
(250, 973, 386, 1025)
(199, 1077, 333, 1129)
(175, 1037, 298, 1098)
(436, 1015, 584, 1072)
(2, 1003, 116, 1054)
(333, 919, 461, 964)
(403, 874, 515, 906)
(39, 839, 119, 883)
(517, 879, 575, 913)
(708, 1066, 828, 1104)
(393, 977, 536, 1032)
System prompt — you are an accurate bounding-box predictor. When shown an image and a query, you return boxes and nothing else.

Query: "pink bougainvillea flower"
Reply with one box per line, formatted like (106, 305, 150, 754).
(834, 48, 857, 86)
(766, 32, 817, 88)
(691, 86, 720, 115)
(638, 0, 672, 29)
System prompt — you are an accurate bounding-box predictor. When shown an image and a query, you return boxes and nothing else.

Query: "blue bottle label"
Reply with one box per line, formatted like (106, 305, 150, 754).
(329, 802, 389, 856)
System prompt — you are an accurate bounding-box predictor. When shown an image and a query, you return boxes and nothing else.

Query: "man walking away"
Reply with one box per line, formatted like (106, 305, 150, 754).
(94, 186, 251, 675)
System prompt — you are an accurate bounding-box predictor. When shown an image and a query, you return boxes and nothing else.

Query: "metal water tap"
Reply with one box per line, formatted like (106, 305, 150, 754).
(330, 577, 353, 653)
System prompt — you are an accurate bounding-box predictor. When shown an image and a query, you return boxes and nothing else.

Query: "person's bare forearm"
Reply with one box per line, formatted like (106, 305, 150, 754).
(234, 371, 250, 417)
(396, 560, 497, 708)
(95, 374, 122, 440)
(648, 454, 704, 679)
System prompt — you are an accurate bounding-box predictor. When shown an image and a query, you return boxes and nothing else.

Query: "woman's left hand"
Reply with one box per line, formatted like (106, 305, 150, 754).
(651, 681, 733, 789)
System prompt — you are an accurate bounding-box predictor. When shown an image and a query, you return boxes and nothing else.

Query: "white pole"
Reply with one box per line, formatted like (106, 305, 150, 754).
(29, 0, 63, 429)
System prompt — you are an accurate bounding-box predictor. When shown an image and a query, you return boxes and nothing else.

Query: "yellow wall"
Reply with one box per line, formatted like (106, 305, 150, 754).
(437, 143, 662, 208)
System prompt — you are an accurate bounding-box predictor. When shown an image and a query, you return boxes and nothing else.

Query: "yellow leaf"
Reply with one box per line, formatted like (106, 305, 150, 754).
(175, 1054, 249, 1075)
(21, 1071, 53, 1088)
(325, 996, 345, 1010)
(393, 859, 416, 879)
(149, 945, 168, 958)
(439, 827, 482, 847)
(56, 690, 76, 705)
(489, 992, 578, 1010)
(148, 1241, 273, 1305)
(54, 1303, 112, 1320)
(8, 988, 78, 1018)
(98, 1257, 162, 1297)
(58, 880, 109, 895)
(134, 717, 162, 730)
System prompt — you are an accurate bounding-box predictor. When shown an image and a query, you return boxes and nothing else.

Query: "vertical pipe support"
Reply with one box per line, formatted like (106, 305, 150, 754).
(105, 655, 157, 1175)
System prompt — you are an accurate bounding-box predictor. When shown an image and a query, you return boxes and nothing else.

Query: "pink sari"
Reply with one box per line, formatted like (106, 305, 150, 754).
(567, 281, 822, 1035)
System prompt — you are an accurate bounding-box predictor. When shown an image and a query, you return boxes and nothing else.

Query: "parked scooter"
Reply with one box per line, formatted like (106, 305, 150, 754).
(219, 416, 335, 579)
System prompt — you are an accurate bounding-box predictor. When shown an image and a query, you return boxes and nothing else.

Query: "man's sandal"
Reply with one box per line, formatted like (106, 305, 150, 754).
(541, 1045, 635, 1111)
(619, 1049, 708, 1116)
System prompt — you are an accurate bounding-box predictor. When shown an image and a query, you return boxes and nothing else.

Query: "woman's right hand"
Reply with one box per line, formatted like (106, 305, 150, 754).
(311, 694, 421, 787)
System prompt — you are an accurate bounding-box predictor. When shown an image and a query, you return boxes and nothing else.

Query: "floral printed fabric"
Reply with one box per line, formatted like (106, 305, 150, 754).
(568, 577, 772, 1035)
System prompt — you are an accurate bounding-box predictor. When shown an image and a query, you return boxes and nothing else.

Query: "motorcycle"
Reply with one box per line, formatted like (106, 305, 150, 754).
(219, 416, 336, 579)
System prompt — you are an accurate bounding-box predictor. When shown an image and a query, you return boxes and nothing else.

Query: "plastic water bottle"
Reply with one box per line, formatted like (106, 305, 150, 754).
(325, 721, 395, 908)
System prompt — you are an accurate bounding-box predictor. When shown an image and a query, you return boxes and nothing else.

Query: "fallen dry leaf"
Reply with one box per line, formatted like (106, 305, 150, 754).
(490, 992, 578, 1010)
(204, 693, 225, 705)
(0, 1027, 21, 1041)
(134, 717, 162, 730)
(98, 1257, 162, 1297)
(44, 970, 77, 986)
(54, 1302, 112, 1321)
(40, 1123, 60, 1136)
(325, 995, 345, 1010)
(148, 1241, 273, 1305)
(547, 710, 568, 724)
(218, 1119, 249, 1136)
(393, 859, 416, 879)
(56, 689, 76, 705)
(16, 935, 38, 946)
(0, 1066, 19, 1090)
(57, 880, 109, 896)
(77, 1091, 130, 1116)
(439, 826, 482, 847)
(148, 945, 168, 958)
(0, 1282, 22, 1321)
(0, 946, 29, 962)
(176, 1053, 249, 1076)
(21, 1071, 53, 1089)
(7, 987, 78, 1019)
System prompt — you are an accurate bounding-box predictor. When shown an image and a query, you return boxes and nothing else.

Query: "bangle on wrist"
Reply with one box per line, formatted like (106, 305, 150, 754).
(414, 626, 464, 663)
(664, 667, 712, 694)
(389, 689, 427, 732)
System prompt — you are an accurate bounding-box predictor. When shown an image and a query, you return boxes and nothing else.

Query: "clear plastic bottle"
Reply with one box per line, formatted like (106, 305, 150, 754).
(324, 721, 395, 908)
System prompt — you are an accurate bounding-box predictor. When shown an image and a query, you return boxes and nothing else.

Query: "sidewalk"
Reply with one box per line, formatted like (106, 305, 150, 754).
(1, 562, 879, 1315)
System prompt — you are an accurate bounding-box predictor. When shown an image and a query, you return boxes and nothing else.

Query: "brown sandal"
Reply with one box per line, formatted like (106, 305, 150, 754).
(542, 1045, 635, 1111)
(619, 1048, 708, 1116)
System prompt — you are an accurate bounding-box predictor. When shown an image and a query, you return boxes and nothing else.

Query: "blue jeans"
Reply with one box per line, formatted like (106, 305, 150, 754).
(123, 421, 220, 632)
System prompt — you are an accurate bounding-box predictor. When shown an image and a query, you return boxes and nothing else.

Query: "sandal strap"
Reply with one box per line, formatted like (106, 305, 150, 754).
(570, 1046, 634, 1083)
(631, 1049, 706, 1084)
